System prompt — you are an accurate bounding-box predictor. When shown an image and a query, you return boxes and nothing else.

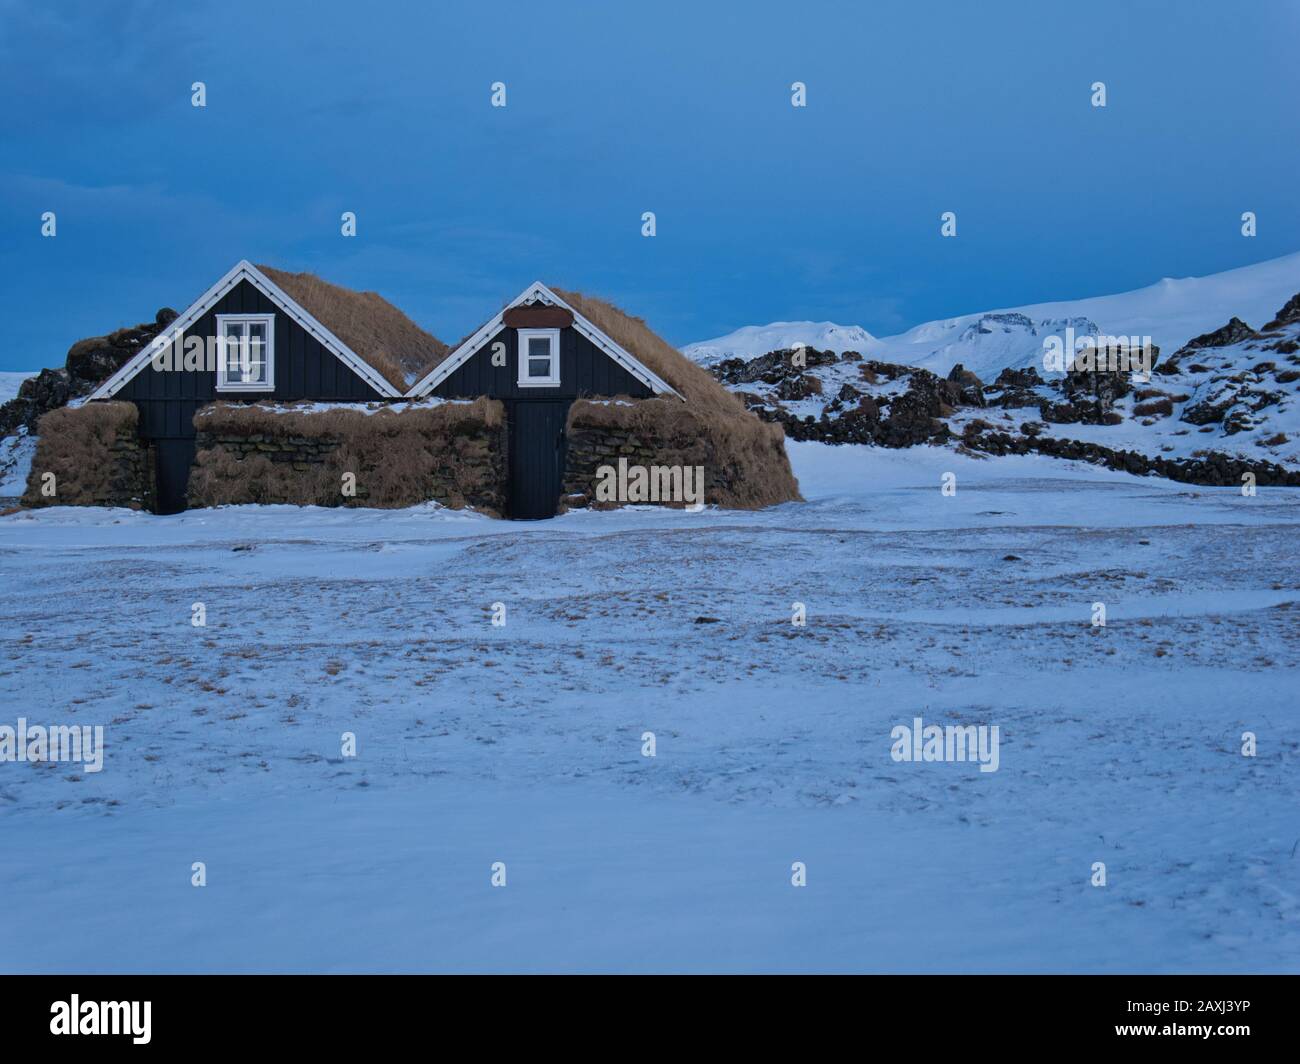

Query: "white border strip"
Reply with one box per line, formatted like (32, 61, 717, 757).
(88, 260, 403, 400)
(406, 282, 684, 400)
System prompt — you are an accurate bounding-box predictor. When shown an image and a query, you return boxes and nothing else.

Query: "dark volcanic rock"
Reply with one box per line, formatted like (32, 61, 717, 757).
(0, 307, 173, 438)
(1180, 393, 1235, 425)
(775, 373, 823, 401)
(713, 347, 838, 386)
(881, 386, 948, 447)
(861, 359, 912, 382)
(994, 366, 1044, 389)
(962, 423, 1300, 487)
(65, 335, 137, 384)
(983, 365, 1045, 409)
(945, 363, 986, 407)
(1175, 316, 1257, 355)
(1263, 292, 1300, 331)
(947, 363, 983, 390)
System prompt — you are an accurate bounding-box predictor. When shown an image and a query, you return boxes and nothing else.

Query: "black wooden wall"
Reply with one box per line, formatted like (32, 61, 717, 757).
(118, 278, 384, 442)
(431, 326, 654, 401)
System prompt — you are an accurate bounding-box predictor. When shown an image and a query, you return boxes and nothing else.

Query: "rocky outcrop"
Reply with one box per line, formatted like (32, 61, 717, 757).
(981, 366, 1044, 409)
(962, 423, 1300, 487)
(21, 402, 151, 509)
(713, 347, 839, 386)
(1263, 293, 1300, 331)
(0, 307, 177, 438)
(1175, 316, 1256, 355)
(775, 373, 823, 401)
(705, 298, 1300, 483)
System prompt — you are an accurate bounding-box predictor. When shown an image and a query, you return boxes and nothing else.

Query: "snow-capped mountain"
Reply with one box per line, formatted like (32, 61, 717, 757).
(879, 251, 1300, 379)
(703, 283, 1300, 482)
(685, 252, 1300, 382)
(683, 322, 877, 366)
(876, 312, 1103, 381)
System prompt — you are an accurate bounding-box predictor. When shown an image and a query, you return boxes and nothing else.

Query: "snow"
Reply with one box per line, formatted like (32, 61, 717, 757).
(683, 322, 877, 366)
(0, 427, 35, 498)
(1, 444, 1298, 973)
(194, 397, 473, 417)
(684, 252, 1300, 382)
(0, 371, 37, 405)
(884, 251, 1300, 378)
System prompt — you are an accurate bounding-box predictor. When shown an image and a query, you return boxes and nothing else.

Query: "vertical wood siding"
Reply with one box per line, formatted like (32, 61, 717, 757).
(431, 327, 655, 401)
(118, 278, 384, 441)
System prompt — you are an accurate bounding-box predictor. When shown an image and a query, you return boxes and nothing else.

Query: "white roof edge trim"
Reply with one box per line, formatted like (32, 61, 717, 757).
(405, 281, 685, 401)
(87, 260, 403, 401)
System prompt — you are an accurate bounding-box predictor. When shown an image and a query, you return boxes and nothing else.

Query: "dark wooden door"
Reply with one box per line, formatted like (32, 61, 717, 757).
(154, 438, 196, 514)
(508, 400, 570, 519)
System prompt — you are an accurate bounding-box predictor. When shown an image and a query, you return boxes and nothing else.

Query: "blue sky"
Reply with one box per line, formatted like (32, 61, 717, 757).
(2, 0, 1298, 371)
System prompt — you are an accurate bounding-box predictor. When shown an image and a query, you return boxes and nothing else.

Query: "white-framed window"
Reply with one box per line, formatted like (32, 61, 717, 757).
(516, 328, 561, 387)
(215, 313, 275, 391)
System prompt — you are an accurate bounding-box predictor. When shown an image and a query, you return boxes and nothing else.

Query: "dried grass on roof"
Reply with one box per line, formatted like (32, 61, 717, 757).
(257, 265, 447, 391)
(548, 287, 747, 414)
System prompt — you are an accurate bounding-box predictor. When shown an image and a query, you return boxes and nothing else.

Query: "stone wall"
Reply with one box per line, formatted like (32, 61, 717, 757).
(561, 398, 801, 510)
(193, 430, 343, 473)
(188, 400, 508, 513)
(961, 422, 1300, 487)
(22, 401, 151, 509)
(562, 423, 725, 509)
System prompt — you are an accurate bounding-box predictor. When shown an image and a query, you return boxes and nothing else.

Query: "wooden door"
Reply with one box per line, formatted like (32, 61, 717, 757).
(507, 400, 570, 519)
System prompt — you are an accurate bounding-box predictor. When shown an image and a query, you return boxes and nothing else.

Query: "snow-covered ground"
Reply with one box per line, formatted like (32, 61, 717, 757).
(0, 428, 35, 498)
(1, 444, 1297, 973)
(686, 251, 1300, 382)
(0, 371, 36, 405)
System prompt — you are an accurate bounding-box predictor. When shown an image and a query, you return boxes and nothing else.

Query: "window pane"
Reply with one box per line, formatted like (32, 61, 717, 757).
(226, 332, 243, 379)
(528, 337, 551, 358)
(528, 357, 551, 378)
(246, 324, 266, 382)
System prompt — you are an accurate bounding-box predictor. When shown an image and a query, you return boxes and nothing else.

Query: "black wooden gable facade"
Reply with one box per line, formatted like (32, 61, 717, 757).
(89, 270, 681, 519)
(119, 277, 384, 436)
(431, 324, 654, 402)
(105, 271, 389, 512)
(433, 321, 655, 518)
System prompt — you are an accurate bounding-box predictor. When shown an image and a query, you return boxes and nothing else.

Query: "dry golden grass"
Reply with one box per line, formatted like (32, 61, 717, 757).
(423, 285, 759, 416)
(567, 397, 801, 509)
(258, 265, 447, 392)
(548, 287, 750, 414)
(189, 399, 505, 512)
(22, 402, 141, 507)
(1132, 398, 1174, 417)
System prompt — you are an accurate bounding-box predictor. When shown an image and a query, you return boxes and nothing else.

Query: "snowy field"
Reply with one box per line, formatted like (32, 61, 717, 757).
(0, 371, 35, 405)
(0, 442, 1297, 973)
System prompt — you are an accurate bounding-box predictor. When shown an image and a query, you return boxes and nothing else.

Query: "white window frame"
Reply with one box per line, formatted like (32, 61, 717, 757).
(516, 328, 561, 387)
(215, 313, 276, 392)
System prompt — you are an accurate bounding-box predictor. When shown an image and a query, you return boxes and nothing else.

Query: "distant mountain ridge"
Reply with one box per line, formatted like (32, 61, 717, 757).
(697, 276, 1300, 485)
(684, 251, 1300, 382)
(683, 322, 877, 367)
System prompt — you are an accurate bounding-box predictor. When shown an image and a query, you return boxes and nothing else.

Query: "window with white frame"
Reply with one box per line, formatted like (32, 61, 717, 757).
(216, 314, 275, 391)
(516, 328, 561, 387)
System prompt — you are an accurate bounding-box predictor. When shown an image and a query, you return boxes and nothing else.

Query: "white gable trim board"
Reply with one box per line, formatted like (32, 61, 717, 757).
(406, 282, 684, 400)
(87, 261, 403, 401)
